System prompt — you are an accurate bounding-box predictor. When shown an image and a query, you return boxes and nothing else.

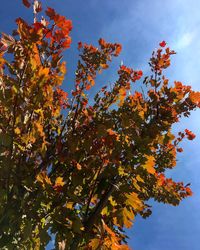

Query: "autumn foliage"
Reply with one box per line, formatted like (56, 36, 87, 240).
(0, 1, 200, 249)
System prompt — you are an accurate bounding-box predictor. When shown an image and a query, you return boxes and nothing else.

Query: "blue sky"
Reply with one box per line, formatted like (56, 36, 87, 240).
(1, 1, 200, 249)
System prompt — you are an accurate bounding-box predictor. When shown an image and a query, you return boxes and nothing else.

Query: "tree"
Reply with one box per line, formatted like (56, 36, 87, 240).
(0, 1, 200, 249)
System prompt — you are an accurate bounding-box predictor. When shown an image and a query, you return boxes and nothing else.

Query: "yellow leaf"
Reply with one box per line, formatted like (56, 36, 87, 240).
(101, 206, 109, 216)
(108, 196, 117, 207)
(125, 192, 143, 212)
(55, 177, 65, 187)
(136, 175, 144, 183)
(14, 127, 20, 135)
(34, 109, 44, 118)
(143, 155, 156, 174)
(36, 172, 52, 187)
(132, 179, 141, 191)
(89, 239, 100, 250)
(118, 166, 127, 176)
(122, 207, 134, 228)
(66, 202, 73, 209)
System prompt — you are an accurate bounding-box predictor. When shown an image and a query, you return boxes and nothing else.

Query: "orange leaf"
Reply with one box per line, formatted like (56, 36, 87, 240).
(115, 44, 122, 56)
(107, 129, 116, 136)
(87, 75, 95, 86)
(190, 91, 200, 104)
(76, 163, 82, 170)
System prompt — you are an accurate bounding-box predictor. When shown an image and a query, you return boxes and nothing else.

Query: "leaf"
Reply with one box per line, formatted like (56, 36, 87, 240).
(101, 206, 109, 216)
(87, 74, 95, 86)
(22, 0, 31, 8)
(143, 155, 156, 174)
(45, 7, 56, 20)
(76, 163, 82, 170)
(38, 67, 49, 78)
(190, 91, 200, 104)
(185, 129, 196, 140)
(54, 177, 65, 187)
(136, 175, 144, 183)
(36, 172, 52, 187)
(108, 196, 117, 207)
(53, 177, 65, 192)
(159, 41, 167, 47)
(107, 128, 116, 136)
(100, 63, 109, 69)
(121, 207, 134, 228)
(89, 239, 100, 249)
(118, 87, 126, 106)
(66, 202, 74, 210)
(34, 122, 45, 138)
(115, 44, 122, 56)
(14, 127, 21, 135)
(125, 192, 143, 212)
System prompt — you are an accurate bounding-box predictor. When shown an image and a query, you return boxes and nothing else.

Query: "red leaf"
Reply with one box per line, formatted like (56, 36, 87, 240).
(22, 0, 31, 8)
(115, 44, 122, 56)
(99, 38, 106, 48)
(159, 41, 167, 47)
(33, 22, 44, 32)
(45, 7, 56, 20)
(185, 129, 196, 140)
(177, 148, 183, 153)
(78, 41, 82, 50)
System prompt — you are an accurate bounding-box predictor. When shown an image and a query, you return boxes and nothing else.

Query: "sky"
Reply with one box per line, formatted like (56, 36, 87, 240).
(1, 0, 200, 249)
